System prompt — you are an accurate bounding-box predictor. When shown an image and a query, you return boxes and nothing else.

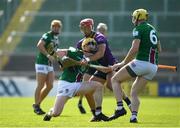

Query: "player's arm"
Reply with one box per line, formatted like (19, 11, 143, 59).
(111, 39, 140, 71)
(157, 40, 162, 53)
(56, 49, 68, 58)
(87, 43, 106, 61)
(37, 39, 54, 62)
(55, 49, 69, 70)
(123, 39, 140, 64)
(37, 39, 49, 57)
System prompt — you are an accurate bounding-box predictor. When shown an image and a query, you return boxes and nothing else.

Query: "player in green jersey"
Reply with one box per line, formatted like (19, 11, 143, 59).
(33, 20, 62, 115)
(43, 39, 109, 122)
(109, 9, 162, 123)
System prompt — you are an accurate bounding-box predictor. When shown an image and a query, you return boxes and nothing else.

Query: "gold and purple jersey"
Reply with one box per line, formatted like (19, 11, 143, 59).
(133, 22, 159, 64)
(36, 31, 59, 65)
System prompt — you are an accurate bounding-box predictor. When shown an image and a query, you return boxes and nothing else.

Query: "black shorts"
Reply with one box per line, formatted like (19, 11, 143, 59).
(86, 67, 107, 80)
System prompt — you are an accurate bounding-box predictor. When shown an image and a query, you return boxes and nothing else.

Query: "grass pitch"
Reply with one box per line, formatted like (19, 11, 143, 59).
(0, 97, 180, 127)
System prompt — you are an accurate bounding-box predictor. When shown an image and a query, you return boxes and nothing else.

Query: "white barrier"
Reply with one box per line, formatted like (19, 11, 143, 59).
(0, 77, 58, 97)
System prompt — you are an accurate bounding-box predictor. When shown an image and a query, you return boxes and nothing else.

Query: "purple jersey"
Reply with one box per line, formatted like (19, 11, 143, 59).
(76, 32, 117, 66)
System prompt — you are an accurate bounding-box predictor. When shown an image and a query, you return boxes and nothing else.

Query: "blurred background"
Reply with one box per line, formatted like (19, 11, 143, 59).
(0, 0, 179, 97)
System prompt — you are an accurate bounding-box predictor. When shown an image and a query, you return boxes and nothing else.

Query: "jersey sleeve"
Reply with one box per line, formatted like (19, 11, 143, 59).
(132, 27, 141, 40)
(41, 33, 50, 44)
(96, 35, 107, 45)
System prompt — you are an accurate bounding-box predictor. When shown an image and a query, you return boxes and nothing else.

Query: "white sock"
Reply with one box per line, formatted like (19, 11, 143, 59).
(95, 111, 101, 115)
(48, 108, 54, 116)
(116, 106, 123, 110)
(128, 104, 131, 108)
(131, 115, 137, 120)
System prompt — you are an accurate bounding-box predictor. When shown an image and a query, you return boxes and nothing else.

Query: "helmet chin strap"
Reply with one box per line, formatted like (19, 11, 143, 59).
(135, 14, 140, 26)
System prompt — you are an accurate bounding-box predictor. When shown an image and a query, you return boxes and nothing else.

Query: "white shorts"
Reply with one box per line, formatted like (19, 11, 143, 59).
(35, 64, 54, 74)
(57, 80, 82, 98)
(128, 59, 158, 80)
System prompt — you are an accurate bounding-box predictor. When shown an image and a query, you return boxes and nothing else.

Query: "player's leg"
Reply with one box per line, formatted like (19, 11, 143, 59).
(106, 71, 113, 91)
(77, 80, 99, 117)
(89, 75, 105, 109)
(43, 95, 69, 121)
(77, 80, 101, 111)
(78, 95, 86, 114)
(109, 67, 133, 120)
(39, 71, 54, 104)
(127, 60, 157, 122)
(130, 76, 148, 123)
(107, 71, 131, 110)
(78, 73, 95, 115)
(44, 80, 77, 121)
(122, 90, 132, 111)
(33, 72, 47, 115)
(77, 73, 92, 114)
(77, 80, 109, 121)
(88, 75, 109, 122)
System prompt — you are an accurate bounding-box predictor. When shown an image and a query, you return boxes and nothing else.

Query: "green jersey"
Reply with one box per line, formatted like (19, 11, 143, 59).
(133, 22, 159, 64)
(59, 49, 86, 82)
(36, 31, 59, 65)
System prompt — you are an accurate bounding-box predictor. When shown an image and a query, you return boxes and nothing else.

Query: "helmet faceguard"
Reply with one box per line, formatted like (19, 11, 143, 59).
(81, 37, 97, 53)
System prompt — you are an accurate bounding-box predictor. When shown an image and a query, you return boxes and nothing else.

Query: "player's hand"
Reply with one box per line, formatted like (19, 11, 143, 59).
(47, 54, 55, 62)
(99, 67, 113, 73)
(106, 66, 113, 73)
(80, 57, 90, 66)
(112, 61, 125, 71)
(80, 58, 88, 66)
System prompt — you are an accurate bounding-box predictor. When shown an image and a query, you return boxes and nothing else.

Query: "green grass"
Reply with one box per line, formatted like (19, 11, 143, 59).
(0, 97, 180, 127)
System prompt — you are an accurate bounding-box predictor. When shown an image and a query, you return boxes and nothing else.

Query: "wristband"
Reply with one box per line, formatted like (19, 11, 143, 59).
(46, 54, 50, 58)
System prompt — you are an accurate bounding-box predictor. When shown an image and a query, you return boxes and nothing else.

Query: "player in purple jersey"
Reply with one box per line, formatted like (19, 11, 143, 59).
(76, 18, 110, 121)
(76, 18, 131, 121)
(76, 19, 117, 115)
(96, 23, 117, 91)
(96, 23, 132, 107)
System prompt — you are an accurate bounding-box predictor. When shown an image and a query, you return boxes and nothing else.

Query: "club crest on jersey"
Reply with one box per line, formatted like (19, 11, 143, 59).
(131, 62, 136, 67)
(133, 30, 139, 36)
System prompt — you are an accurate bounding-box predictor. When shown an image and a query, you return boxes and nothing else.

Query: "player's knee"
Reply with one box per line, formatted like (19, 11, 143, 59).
(96, 81, 103, 88)
(36, 83, 44, 90)
(111, 75, 121, 84)
(91, 81, 101, 87)
(92, 81, 103, 91)
(46, 84, 53, 90)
